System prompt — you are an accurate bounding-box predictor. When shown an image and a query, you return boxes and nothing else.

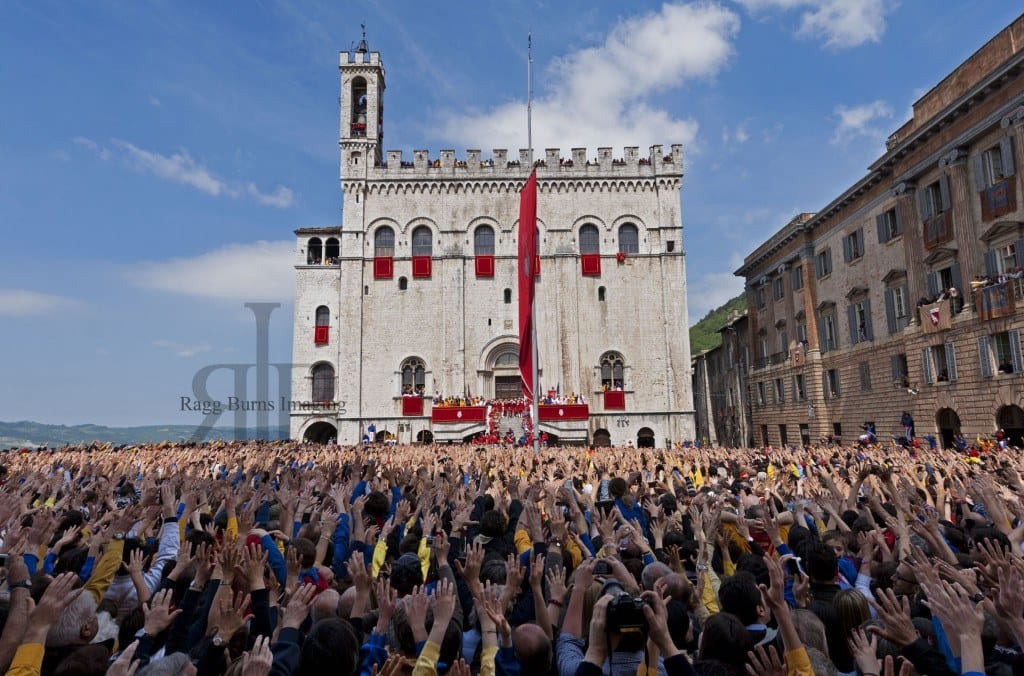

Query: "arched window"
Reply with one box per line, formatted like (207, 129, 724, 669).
(351, 77, 367, 136)
(313, 305, 330, 345)
(598, 286, 606, 302)
(412, 226, 432, 257)
(374, 227, 394, 257)
(579, 224, 600, 254)
(600, 352, 625, 390)
(325, 238, 339, 264)
(398, 276, 408, 291)
(308, 238, 323, 265)
(494, 351, 518, 368)
(618, 224, 639, 254)
(311, 363, 335, 402)
(401, 358, 426, 395)
(504, 288, 512, 304)
(474, 226, 495, 256)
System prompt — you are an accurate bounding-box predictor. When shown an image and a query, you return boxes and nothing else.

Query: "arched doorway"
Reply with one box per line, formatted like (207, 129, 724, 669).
(935, 408, 961, 449)
(636, 427, 656, 448)
(997, 405, 1024, 447)
(416, 429, 434, 444)
(303, 421, 336, 444)
(593, 428, 612, 448)
(374, 429, 391, 443)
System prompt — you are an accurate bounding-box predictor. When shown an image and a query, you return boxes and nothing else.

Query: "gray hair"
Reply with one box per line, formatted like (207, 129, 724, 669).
(137, 652, 192, 676)
(641, 562, 672, 591)
(46, 593, 97, 647)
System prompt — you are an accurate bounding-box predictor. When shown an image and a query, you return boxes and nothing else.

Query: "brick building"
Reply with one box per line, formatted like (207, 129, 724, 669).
(289, 39, 695, 446)
(736, 14, 1024, 449)
(692, 310, 754, 448)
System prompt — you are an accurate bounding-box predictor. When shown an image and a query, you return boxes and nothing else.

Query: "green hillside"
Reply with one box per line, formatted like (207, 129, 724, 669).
(689, 294, 746, 354)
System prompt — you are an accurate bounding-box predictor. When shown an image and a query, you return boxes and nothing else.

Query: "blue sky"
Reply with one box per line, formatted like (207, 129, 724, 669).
(1, 1, 1020, 427)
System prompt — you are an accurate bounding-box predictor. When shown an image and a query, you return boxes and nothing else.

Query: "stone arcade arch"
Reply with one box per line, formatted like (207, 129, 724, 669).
(997, 405, 1024, 447)
(936, 408, 961, 449)
(637, 427, 656, 448)
(303, 421, 337, 444)
(592, 428, 612, 447)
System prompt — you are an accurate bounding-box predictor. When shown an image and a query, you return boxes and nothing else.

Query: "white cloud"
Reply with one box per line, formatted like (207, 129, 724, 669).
(72, 137, 296, 208)
(153, 339, 212, 357)
(148, 95, 162, 107)
(111, 139, 226, 196)
(439, 2, 741, 154)
(247, 182, 296, 208)
(73, 136, 111, 160)
(127, 240, 294, 301)
(0, 289, 77, 317)
(687, 270, 745, 325)
(722, 123, 750, 145)
(831, 99, 893, 145)
(735, 0, 893, 48)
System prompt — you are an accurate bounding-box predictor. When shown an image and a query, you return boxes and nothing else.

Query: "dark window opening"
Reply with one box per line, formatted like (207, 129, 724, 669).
(398, 276, 408, 291)
(325, 237, 339, 265)
(474, 225, 495, 256)
(374, 227, 395, 257)
(412, 226, 432, 257)
(601, 352, 625, 390)
(504, 288, 512, 304)
(351, 77, 367, 137)
(311, 363, 335, 402)
(401, 358, 426, 395)
(307, 237, 323, 265)
(618, 224, 639, 254)
(598, 286, 606, 302)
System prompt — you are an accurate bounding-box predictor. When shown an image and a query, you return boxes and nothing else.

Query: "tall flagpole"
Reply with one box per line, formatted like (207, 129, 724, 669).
(528, 32, 540, 456)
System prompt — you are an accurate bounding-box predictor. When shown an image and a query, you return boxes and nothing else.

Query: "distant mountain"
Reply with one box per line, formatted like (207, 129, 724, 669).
(0, 420, 290, 449)
(689, 294, 746, 354)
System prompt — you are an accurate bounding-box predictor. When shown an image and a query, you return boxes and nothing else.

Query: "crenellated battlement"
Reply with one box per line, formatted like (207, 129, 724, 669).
(349, 144, 684, 180)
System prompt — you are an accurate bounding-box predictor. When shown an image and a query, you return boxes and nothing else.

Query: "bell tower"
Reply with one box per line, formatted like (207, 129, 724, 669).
(339, 25, 385, 177)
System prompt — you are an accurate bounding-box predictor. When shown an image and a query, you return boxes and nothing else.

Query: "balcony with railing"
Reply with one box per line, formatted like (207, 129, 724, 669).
(769, 351, 787, 366)
(752, 357, 768, 371)
(975, 278, 1021, 321)
(980, 178, 1017, 222)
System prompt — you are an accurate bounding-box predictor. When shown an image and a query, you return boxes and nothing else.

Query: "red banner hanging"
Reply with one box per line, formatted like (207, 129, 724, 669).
(518, 171, 538, 399)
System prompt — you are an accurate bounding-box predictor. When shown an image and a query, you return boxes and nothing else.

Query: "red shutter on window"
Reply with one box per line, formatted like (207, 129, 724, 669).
(373, 256, 393, 279)
(535, 255, 541, 277)
(401, 396, 424, 416)
(412, 256, 432, 278)
(313, 325, 329, 345)
(475, 255, 495, 277)
(581, 254, 602, 276)
(604, 390, 625, 410)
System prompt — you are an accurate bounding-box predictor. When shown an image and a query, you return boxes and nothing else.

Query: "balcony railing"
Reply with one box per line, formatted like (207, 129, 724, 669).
(980, 179, 1017, 221)
(769, 351, 787, 365)
(975, 279, 1019, 321)
(753, 357, 768, 370)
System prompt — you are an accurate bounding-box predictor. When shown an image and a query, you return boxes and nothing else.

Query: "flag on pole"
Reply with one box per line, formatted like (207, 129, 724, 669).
(518, 170, 538, 399)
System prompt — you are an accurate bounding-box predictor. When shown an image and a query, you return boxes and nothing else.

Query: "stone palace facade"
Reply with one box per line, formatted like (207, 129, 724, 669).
(289, 41, 695, 447)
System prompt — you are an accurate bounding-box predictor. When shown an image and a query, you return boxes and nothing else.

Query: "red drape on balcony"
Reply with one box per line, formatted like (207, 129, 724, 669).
(538, 404, 589, 421)
(373, 257, 393, 279)
(431, 406, 487, 423)
(475, 255, 495, 277)
(401, 397, 424, 416)
(603, 391, 625, 410)
(412, 256, 432, 278)
(313, 326, 329, 345)
(581, 254, 602, 276)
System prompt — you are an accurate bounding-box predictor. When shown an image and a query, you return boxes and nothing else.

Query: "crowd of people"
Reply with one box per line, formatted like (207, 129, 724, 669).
(0, 439, 1021, 676)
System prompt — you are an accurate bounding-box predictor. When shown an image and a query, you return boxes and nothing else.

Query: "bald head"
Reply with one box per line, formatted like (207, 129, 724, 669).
(312, 589, 341, 622)
(512, 624, 552, 674)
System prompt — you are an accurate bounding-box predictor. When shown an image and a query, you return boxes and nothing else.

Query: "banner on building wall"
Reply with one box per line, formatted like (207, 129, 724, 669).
(976, 282, 1016, 321)
(518, 171, 538, 399)
(918, 299, 952, 333)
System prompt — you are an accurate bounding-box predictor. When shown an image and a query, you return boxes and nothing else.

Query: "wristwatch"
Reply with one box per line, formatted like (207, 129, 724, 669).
(9, 581, 31, 590)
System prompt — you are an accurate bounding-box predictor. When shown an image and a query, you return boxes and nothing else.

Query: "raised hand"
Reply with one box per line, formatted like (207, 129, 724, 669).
(241, 635, 273, 676)
(282, 583, 317, 630)
(143, 589, 183, 635)
(745, 644, 785, 676)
